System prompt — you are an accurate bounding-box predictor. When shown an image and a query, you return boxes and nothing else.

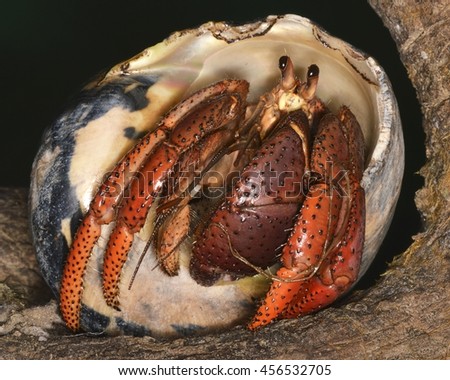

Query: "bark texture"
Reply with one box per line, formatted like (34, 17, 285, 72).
(1, 0, 449, 359)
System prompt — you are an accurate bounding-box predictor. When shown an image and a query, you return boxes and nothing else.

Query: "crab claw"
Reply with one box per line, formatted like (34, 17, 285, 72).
(248, 106, 365, 331)
(248, 178, 365, 330)
(247, 268, 303, 330)
(283, 182, 365, 319)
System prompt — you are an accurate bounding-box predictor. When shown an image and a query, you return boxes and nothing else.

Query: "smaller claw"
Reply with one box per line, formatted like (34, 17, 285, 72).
(248, 268, 303, 330)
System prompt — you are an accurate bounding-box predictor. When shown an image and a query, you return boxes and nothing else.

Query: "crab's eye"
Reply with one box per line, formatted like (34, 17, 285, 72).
(308, 64, 319, 78)
(279, 56, 289, 71)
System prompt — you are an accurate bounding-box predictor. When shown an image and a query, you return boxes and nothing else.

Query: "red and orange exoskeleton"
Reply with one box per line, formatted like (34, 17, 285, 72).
(60, 56, 365, 332)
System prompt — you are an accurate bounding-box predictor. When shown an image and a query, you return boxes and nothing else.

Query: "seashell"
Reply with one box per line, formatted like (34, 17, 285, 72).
(30, 14, 404, 337)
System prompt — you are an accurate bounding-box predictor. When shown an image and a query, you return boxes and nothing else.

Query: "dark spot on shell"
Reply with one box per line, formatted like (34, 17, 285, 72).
(123, 126, 147, 140)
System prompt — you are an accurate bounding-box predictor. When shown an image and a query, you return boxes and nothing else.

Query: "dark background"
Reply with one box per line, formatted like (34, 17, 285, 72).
(1, 0, 424, 286)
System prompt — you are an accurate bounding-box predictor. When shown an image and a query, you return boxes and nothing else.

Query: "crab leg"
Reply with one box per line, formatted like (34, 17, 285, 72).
(60, 79, 248, 331)
(59, 129, 166, 331)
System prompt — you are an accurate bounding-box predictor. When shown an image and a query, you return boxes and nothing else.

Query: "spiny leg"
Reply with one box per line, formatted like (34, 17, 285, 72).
(60, 128, 166, 331)
(60, 214, 102, 331)
(247, 269, 304, 331)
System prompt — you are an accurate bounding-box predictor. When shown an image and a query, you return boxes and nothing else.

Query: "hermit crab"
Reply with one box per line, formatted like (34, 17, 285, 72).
(30, 15, 404, 337)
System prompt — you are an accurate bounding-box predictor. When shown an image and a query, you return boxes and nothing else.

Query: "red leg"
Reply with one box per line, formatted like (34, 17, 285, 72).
(60, 129, 166, 331)
(101, 143, 178, 307)
(60, 214, 102, 331)
(280, 276, 343, 319)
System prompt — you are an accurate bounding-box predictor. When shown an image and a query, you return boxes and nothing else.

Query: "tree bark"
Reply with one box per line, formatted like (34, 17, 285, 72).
(1, 0, 449, 359)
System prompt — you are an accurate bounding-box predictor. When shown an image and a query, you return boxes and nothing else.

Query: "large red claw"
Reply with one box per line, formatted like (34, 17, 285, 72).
(283, 184, 364, 319)
(248, 103, 365, 331)
(249, 182, 364, 329)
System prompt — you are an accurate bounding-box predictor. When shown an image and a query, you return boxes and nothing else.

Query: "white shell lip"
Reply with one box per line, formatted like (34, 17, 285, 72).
(101, 13, 405, 278)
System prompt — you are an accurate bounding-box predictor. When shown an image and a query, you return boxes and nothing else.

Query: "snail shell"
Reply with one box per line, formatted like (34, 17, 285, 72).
(30, 14, 404, 337)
